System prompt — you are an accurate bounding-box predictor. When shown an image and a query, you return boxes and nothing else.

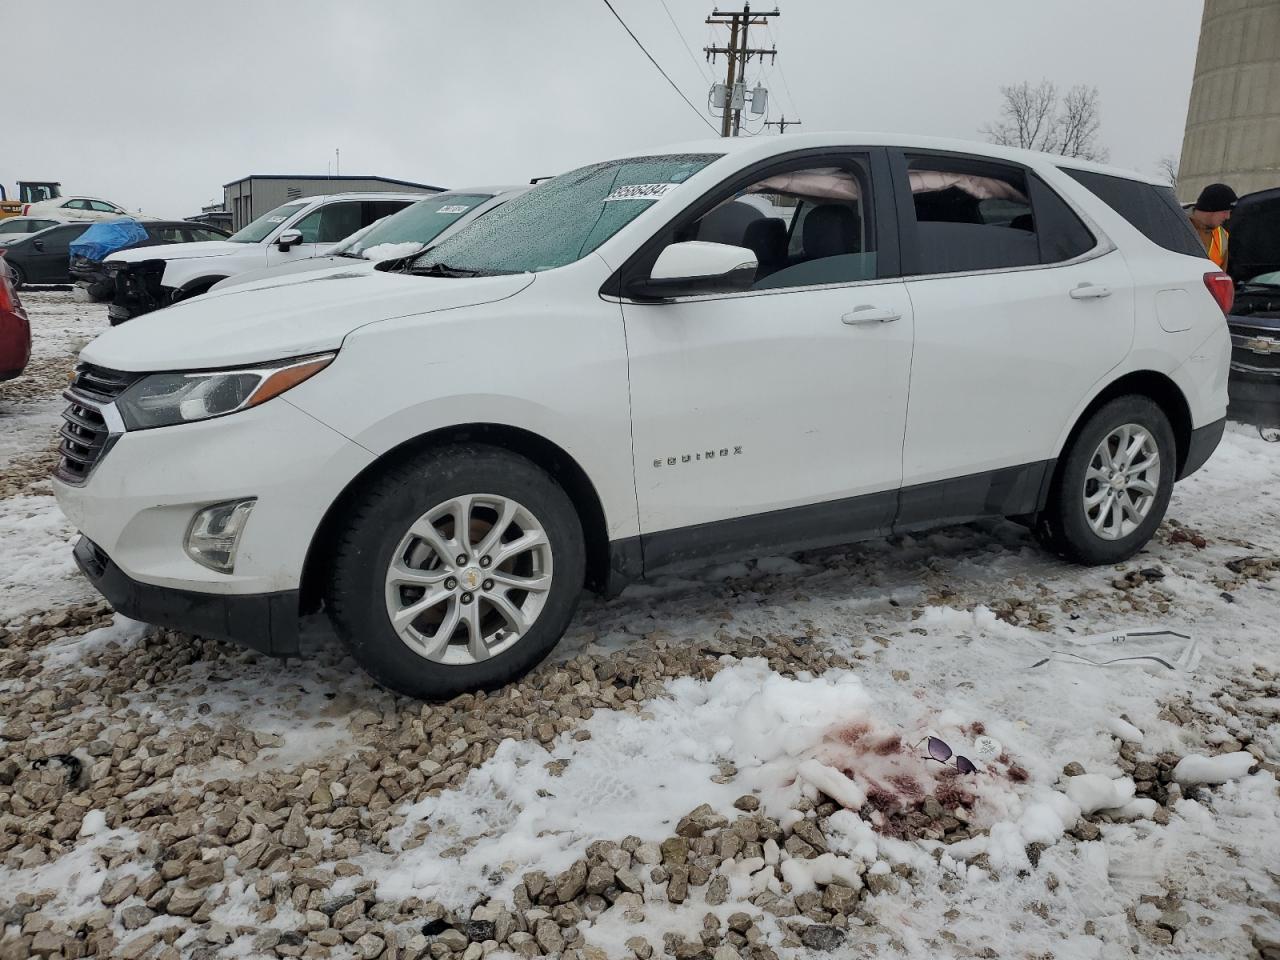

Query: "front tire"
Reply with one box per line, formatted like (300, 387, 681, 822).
(6, 262, 24, 290)
(327, 444, 586, 700)
(1037, 396, 1176, 565)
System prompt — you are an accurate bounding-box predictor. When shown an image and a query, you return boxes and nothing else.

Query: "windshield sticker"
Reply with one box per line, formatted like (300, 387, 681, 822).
(436, 204, 471, 214)
(267, 216, 288, 223)
(603, 183, 679, 202)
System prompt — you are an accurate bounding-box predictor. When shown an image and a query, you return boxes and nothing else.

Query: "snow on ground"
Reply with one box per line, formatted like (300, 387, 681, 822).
(0, 290, 1278, 959)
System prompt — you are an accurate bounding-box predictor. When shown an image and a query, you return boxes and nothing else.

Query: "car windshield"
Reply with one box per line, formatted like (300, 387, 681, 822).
(1245, 270, 1280, 287)
(412, 154, 720, 276)
(339, 193, 494, 259)
(227, 201, 309, 243)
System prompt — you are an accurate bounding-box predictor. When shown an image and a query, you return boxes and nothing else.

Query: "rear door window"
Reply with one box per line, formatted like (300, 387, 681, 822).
(901, 154, 1095, 275)
(365, 200, 412, 224)
(1060, 167, 1203, 257)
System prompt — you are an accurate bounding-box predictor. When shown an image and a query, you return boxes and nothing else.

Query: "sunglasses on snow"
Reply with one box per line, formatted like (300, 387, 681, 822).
(917, 736, 977, 774)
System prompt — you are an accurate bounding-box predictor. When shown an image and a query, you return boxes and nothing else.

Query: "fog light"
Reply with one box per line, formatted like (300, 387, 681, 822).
(185, 499, 256, 573)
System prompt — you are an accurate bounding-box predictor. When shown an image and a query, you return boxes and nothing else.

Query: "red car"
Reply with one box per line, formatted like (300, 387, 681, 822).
(0, 267, 30, 381)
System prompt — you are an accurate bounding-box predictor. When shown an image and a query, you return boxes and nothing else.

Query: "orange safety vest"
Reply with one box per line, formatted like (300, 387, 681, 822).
(1207, 225, 1228, 270)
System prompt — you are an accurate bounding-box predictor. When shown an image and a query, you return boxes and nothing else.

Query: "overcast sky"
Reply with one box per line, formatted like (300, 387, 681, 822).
(7, 0, 1204, 217)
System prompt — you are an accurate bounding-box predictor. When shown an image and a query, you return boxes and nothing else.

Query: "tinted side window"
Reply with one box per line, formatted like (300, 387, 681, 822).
(1060, 168, 1204, 258)
(88, 200, 117, 212)
(1026, 175, 1096, 263)
(366, 200, 410, 224)
(904, 156, 1040, 274)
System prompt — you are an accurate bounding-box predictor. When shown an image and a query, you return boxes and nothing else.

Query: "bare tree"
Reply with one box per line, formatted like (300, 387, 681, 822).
(1156, 154, 1179, 188)
(981, 79, 1108, 162)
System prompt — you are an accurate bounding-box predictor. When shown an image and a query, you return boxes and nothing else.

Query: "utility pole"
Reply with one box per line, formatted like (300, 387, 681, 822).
(705, 4, 779, 137)
(764, 115, 801, 133)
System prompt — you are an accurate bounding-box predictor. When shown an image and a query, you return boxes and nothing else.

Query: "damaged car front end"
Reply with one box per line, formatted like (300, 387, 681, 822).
(107, 259, 170, 325)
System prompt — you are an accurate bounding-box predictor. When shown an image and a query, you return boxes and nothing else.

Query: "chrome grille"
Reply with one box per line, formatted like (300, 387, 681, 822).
(55, 364, 138, 484)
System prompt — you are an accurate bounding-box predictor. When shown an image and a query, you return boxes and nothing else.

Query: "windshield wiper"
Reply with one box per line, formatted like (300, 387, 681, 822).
(334, 250, 364, 259)
(413, 262, 481, 278)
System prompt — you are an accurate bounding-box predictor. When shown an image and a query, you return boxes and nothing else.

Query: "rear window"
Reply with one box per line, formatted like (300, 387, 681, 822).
(1061, 168, 1204, 258)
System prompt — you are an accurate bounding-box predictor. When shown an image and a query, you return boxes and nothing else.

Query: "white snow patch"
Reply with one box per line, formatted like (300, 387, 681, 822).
(1104, 716, 1144, 743)
(1063, 775, 1136, 815)
(1172, 752, 1258, 786)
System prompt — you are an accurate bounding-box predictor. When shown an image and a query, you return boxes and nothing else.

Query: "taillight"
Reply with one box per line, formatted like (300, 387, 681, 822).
(21, 204, 30, 215)
(0, 270, 22, 317)
(1203, 271, 1234, 315)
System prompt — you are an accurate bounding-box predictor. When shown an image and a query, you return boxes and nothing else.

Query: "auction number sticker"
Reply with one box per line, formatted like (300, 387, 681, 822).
(267, 216, 288, 223)
(436, 204, 471, 214)
(603, 183, 678, 202)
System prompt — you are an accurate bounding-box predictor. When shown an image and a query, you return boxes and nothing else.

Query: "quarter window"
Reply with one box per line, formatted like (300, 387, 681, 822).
(903, 155, 1094, 275)
(1060, 167, 1203, 258)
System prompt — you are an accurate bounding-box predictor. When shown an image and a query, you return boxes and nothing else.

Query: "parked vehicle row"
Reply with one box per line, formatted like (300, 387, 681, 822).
(103, 192, 427, 321)
(0, 218, 226, 289)
(210, 186, 529, 293)
(52, 133, 1233, 701)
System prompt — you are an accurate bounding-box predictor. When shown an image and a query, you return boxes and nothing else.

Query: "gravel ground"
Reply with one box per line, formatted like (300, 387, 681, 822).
(1, 291, 1278, 960)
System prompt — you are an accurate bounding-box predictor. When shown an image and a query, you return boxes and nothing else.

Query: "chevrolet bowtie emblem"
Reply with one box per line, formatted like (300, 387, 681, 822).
(1245, 337, 1280, 355)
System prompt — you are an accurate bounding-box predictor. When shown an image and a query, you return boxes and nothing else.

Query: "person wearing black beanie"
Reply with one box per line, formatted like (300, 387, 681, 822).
(1189, 182, 1238, 270)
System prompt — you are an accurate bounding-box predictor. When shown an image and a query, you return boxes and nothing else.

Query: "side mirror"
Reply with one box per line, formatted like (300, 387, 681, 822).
(276, 229, 303, 251)
(626, 241, 757, 299)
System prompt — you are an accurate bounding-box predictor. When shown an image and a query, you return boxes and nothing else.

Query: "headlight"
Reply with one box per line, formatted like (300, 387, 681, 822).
(115, 353, 334, 430)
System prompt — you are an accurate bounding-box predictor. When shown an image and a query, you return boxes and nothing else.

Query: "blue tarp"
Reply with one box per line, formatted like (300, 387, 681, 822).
(69, 220, 149, 262)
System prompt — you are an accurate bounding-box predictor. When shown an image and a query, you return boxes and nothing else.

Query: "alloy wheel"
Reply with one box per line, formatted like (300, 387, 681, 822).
(1082, 423, 1161, 541)
(383, 493, 554, 664)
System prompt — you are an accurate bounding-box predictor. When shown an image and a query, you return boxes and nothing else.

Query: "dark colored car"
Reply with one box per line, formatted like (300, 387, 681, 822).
(0, 269, 30, 381)
(71, 220, 229, 301)
(0, 222, 91, 288)
(1224, 188, 1280, 430)
(0, 216, 65, 237)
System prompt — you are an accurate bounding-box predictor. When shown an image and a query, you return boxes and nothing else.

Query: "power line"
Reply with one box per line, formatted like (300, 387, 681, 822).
(763, 23, 801, 119)
(657, 0, 712, 84)
(599, 0, 720, 134)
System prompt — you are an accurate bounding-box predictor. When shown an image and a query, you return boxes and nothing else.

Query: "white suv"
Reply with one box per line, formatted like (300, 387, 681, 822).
(53, 134, 1232, 700)
(103, 192, 428, 322)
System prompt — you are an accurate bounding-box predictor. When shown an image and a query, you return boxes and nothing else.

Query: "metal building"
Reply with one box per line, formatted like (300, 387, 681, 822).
(1179, 0, 1280, 200)
(223, 174, 444, 230)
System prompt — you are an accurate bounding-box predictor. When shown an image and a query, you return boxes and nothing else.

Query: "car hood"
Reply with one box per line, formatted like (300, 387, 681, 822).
(1228, 187, 1280, 286)
(210, 255, 355, 292)
(106, 240, 242, 263)
(81, 268, 535, 372)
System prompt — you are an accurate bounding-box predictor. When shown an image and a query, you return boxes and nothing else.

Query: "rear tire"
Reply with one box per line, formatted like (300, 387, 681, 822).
(5, 262, 24, 290)
(1036, 395, 1176, 565)
(327, 444, 586, 700)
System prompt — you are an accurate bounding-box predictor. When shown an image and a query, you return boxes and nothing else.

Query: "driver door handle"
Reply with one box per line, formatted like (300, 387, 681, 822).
(842, 305, 901, 325)
(1069, 282, 1112, 300)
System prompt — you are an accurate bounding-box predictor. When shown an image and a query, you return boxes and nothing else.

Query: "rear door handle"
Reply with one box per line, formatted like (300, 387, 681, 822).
(1069, 283, 1112, 300)
(842, 305, 901, 325)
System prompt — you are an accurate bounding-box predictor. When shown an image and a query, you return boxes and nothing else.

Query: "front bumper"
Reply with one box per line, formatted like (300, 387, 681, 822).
(75, 536, 300, 655)
(53, 394, 376, 648)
